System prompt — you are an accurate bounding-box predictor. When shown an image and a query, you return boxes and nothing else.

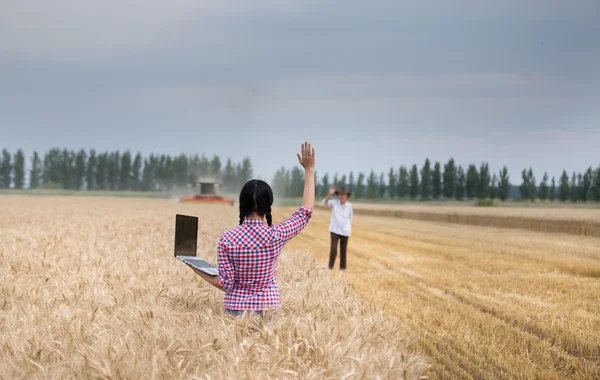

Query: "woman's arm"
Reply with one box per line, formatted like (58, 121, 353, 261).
(188, 266, 224, 291)
(297, 142, 315, 209)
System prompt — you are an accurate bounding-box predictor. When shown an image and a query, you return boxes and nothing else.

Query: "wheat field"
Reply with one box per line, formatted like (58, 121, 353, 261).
(277, 205, 600, 379)
(0, 196, 429, 379)
(2, 195, 600, 379)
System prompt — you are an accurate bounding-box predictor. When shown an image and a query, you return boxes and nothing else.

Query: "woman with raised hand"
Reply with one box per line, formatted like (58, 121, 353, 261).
(189, 142, 315, 318)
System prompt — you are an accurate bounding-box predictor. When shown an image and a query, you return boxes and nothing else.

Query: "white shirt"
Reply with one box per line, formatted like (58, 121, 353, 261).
(323, 198, 353, 236)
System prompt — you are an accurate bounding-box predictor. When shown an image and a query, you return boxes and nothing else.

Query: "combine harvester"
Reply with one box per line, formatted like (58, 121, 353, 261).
(179, 177, 235, 206)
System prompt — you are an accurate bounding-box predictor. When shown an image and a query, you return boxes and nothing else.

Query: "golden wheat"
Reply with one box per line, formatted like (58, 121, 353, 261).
(0, 196, 428, 379)
(280, 206, 600, 379)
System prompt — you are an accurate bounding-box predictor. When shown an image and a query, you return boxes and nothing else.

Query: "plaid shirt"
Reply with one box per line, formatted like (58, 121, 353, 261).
(217, 206, 312, 310)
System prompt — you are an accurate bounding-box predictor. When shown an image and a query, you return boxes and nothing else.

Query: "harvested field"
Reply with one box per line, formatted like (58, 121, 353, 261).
(278, 206, 600, 379)
(334, 203, 600, 238)
(0, 196, 428, 379)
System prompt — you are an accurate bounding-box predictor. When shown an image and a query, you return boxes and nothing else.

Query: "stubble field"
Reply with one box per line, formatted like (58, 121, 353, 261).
(277, 205, 600, 379)
(0, 196, 427, 379)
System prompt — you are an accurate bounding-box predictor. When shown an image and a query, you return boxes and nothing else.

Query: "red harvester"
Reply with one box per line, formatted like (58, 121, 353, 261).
(179, 177, 235, 206)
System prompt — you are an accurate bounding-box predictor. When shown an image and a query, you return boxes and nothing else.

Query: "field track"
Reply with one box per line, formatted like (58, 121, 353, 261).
(333, 203, 600, 238)
(276, 205, 600, 379)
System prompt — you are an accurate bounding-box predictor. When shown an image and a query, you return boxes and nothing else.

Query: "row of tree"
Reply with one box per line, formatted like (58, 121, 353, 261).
(273, 158, 600, 203)
(1, 148, 599, 202)
(0, 148, 253, 193)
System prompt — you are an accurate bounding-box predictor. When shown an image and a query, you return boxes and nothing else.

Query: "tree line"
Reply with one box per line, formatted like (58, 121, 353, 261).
(1, 148, 599, 202)
(272, 158, 600, 203)
(0, 148, 253, 193)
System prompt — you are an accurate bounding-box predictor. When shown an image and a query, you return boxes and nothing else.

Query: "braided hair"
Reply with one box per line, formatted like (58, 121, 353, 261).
(238, 179, 274, 226)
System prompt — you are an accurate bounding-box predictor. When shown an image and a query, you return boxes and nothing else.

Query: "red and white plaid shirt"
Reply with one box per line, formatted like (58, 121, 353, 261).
(217, 206, 312, 310)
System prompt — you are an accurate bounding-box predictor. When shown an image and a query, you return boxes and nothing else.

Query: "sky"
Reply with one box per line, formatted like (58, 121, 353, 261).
(1, 0, 599, 183)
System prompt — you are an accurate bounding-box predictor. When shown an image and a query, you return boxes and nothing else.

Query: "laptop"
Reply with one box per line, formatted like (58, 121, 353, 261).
(174, 214, 219, 276)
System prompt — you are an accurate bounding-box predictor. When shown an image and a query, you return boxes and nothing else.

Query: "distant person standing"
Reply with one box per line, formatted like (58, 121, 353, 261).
(322, 185, 353, 270)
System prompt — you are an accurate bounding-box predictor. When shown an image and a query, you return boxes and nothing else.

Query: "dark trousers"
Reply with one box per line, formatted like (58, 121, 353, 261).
(329, 232, 349, 270)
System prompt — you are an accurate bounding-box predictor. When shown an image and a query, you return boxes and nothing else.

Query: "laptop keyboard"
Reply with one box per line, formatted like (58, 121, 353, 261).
(183, 258, 216, 269)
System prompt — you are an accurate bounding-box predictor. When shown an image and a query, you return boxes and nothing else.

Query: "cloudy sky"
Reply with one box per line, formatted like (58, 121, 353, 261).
(1, 0, 599, 183)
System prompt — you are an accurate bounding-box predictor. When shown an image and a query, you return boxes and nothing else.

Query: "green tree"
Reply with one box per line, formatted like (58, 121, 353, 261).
(466, 164, 479, 199)
(489, 173, 498, 199)
(98, 152, 110, 190)
(173, 154, 189, 189)
(594, 166, 600, 202)
(119, 151, 132, 190)
(86, 149, 97, 190)
(388, 167, 396, 198)
(13, 149, 25, 189)
(241, 157, 253, 183)
(60, 149, 76, 190)
(577, 173, 585, 202)
(397, 166, 409, 199)
(340, 174, 347, 187)
(234, 162, 244, 190)
(223, 159, 235, 190)
(141, 156, 154, 191)
(107, 151, 120, 190)
(164, 155, 175, 190)
(0, 149, 12, 188)
(559, 170, 570, 202)
(290, 166, 304, 198)
(29, 151, 42, 189)
(43, 148, 62, 186)
(409, 164, 419, 200)
(550, 176, 556, 201)
(569, 172, 578, 202)
(378, 172, 386, 198)
(432, 161, 442, 199)
(455, 166, 466, 200)
(132, 152, 142, 191)
(209, 155, 221, 179)
(367, 170, 378, 199)
(478, 162, 491, 199)
(443, 158, 456, 199)
(527, 168, 536, 201)
(321, 173, 330, 197)
(356, 172, 365, 198)
(199, 154, 210, 177)
(272, 167, 288, 198)
(538, 172, 549, 201)
(519, 169, 530, 200)
(348, 172, 355, 195)
(583, 167, 593, 202)
(498, 166, 510, 201)
(420, 159, 432, 201)
(188, 154, 200, 188)
(74, 149, 87, 190)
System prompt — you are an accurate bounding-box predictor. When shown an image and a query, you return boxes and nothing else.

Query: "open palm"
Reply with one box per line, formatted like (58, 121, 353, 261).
(297, 142, 315, 170)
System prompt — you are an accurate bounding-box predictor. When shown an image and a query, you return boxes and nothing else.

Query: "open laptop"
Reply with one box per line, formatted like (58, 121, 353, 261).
(174, 214, 219, 276)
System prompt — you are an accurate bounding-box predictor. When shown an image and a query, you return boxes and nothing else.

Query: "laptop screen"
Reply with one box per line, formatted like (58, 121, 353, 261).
(174, 214, 198, 256)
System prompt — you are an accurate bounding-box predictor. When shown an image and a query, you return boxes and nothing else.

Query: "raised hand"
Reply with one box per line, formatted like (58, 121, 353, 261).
(296, 142, 315, 170)
(329, 186, 336, 195)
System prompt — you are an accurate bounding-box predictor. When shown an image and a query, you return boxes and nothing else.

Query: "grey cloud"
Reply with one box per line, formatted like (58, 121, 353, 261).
(1, 0, 599, 182)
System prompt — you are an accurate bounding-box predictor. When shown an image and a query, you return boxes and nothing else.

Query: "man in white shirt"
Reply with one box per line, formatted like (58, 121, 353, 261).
(322, 185, 353, 270)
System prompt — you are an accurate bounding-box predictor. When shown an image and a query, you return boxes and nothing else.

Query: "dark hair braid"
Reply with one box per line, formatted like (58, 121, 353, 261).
(266, 209, 273, 227)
